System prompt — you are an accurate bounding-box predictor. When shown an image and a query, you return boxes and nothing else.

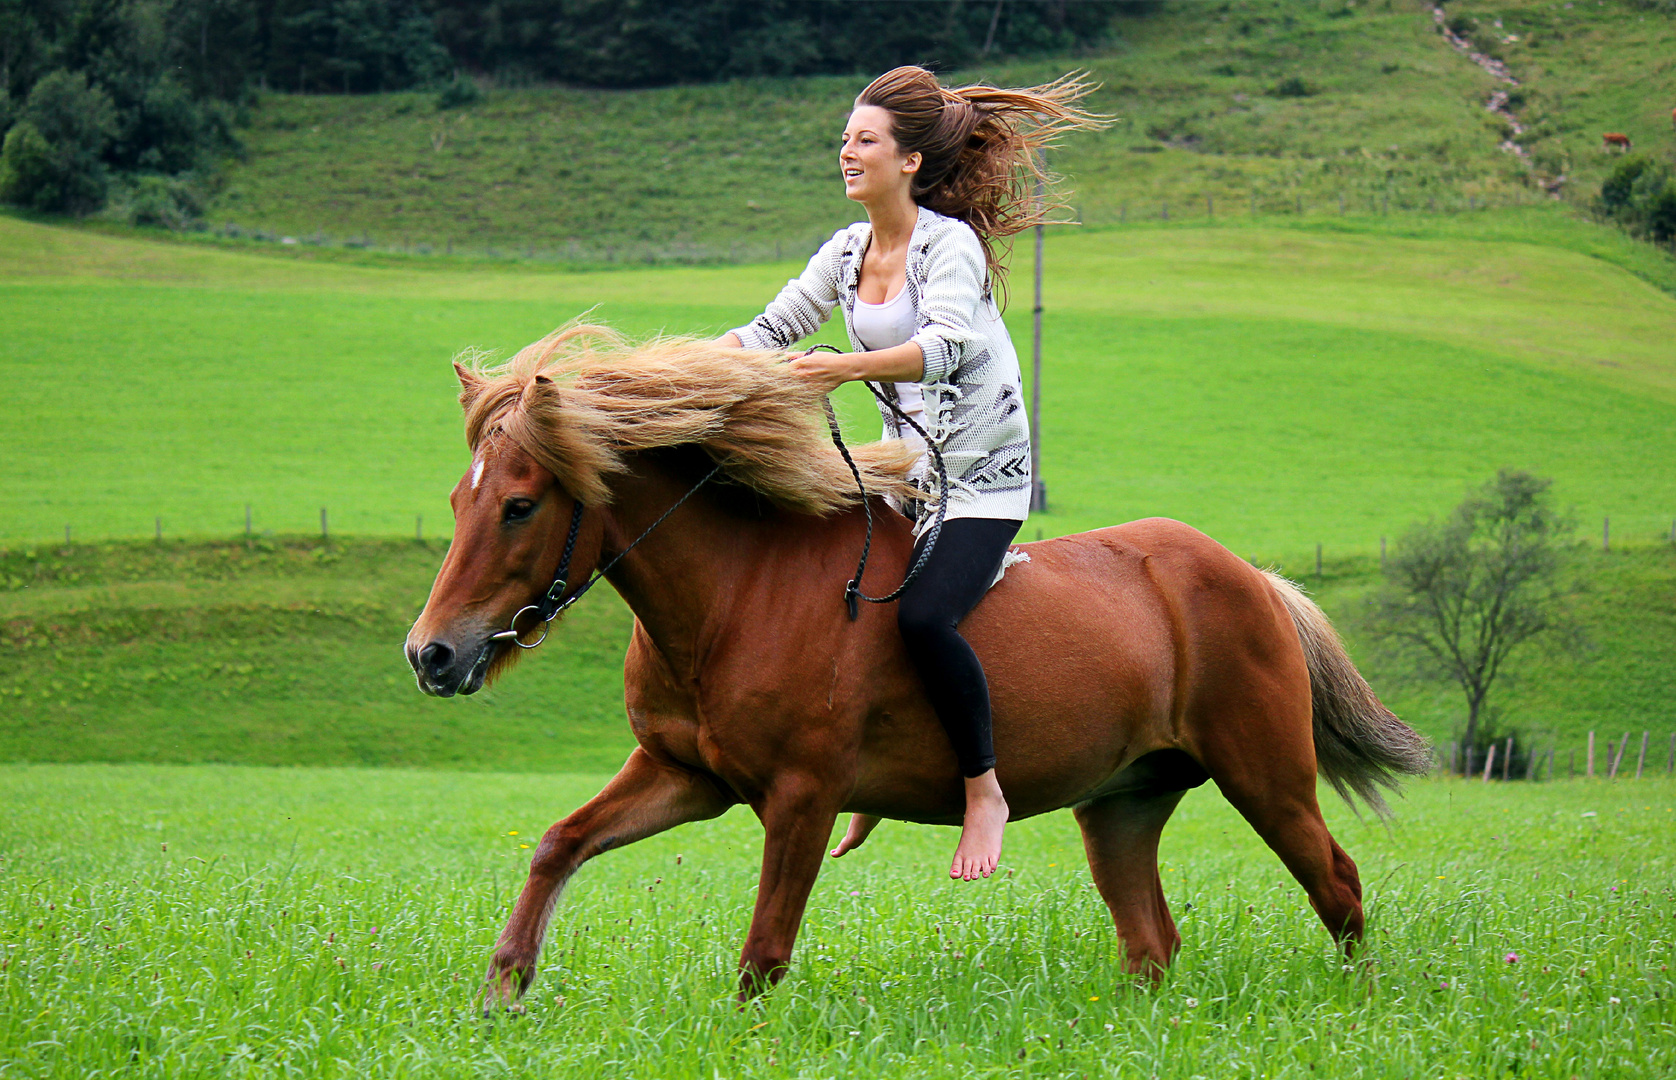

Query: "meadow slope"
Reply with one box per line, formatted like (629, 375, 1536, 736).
(182, 0, 1675, 259)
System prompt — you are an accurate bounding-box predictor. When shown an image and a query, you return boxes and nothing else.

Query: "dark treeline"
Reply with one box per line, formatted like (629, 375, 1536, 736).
(0, 0, 1141, 217)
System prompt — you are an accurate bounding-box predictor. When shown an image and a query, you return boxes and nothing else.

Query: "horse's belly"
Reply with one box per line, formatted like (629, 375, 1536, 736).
(851, 536, 1180, 823)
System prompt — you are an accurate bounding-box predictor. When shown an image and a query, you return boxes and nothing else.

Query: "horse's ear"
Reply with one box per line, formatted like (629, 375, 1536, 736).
(455, 361, 485, 410)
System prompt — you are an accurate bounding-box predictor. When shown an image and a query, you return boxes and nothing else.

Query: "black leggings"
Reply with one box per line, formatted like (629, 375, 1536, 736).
(896, 517, 1022, 778)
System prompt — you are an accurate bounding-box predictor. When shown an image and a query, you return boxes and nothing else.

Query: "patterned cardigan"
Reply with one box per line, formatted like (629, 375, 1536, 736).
(730, 204, 1032, 525)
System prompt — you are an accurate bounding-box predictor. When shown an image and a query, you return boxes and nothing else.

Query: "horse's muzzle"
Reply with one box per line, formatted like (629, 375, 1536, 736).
(406, 635, 493, 697)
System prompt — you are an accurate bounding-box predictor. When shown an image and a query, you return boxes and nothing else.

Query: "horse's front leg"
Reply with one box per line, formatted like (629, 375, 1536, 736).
(737, 774, 842, 998)
(483, 748, 733, 1012)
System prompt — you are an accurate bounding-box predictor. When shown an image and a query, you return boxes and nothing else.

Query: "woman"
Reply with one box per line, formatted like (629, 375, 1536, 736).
(715, 65, 1101, 881)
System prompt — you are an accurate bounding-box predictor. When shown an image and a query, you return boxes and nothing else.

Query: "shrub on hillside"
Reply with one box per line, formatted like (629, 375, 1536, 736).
(1270, 76, 1320, 98)
(1597, 155, 1676, 245)
(434, 76, 482, 110)
(113, 173, 209, 229)
(0, 71, 117, 214)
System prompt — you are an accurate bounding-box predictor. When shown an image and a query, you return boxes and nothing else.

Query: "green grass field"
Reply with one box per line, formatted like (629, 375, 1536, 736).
(181, 0, 1674, 260)
(1, 765, 1670, 1078)
(5, 208, 1675, 550)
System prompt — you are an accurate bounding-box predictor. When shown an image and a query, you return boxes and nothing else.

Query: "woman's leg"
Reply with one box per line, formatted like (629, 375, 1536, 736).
(895, 517, 1022, 879)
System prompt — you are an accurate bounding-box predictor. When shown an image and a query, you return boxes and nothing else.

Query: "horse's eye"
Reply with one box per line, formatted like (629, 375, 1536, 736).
(502, 499, 536, 524)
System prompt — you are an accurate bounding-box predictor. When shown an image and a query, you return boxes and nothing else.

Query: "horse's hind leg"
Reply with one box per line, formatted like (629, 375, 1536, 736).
(1195, 710, 1365, 953)
(483, 748, 733, 1011)
(1074, 788, 1189, 978)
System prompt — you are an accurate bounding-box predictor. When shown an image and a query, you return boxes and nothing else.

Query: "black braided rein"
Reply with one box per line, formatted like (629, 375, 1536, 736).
(802, 344, 949, 620)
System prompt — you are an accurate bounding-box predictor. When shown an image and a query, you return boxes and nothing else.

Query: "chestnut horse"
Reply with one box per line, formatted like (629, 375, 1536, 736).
(405, 327, 1430, 1010)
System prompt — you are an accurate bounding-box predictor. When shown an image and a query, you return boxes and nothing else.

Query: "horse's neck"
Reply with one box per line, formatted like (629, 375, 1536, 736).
(599, 455, 911, 681)
(598, 459, 752, 678)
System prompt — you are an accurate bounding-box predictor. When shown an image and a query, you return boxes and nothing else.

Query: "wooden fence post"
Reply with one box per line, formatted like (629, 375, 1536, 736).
(1545, 746, 1554, 781)
(155, 516, 162, 543)
(1502, 736, 1513, 781)
(1609, 732, 1629, 780)
(1482, 744, 1496, 782)
(1603, 516, 1610, 552)
(1587, 731, 1595, 778)
(1466, 745, 1476, 778)
(321, 507, 328, 541)
(1635, 731, 1649, 779)
(1316, 543, 1322, 576)
(1449, 742, 1459, 774)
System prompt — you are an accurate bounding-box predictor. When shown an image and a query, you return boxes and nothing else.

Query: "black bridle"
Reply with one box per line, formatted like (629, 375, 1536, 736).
(486, 347, 948, 645)
(487, 462, 724, 650)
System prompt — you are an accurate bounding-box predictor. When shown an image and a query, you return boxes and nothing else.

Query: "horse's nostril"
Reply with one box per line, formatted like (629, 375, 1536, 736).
(418, 642, 455, 679)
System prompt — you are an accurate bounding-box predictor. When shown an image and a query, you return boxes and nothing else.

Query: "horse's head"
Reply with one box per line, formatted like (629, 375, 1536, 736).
(404, 363, 602, 697)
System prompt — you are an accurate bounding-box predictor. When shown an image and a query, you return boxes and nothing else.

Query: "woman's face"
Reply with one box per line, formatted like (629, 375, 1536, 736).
(841, 105, 919, 204)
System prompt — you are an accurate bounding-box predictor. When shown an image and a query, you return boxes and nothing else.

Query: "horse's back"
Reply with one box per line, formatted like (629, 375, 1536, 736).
(958, 518, 1305, 814)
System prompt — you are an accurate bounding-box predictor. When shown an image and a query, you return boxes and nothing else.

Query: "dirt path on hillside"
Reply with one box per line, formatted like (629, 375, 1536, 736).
(1431, 4, 1565, 195)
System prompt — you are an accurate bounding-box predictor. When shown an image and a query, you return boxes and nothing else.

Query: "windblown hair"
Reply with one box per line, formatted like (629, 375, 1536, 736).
(456, 323, 921, 514)
(857, 65, 1107, 293)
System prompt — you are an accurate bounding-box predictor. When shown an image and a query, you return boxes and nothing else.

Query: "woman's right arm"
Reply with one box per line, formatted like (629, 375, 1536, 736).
(714, 230, 847, 351)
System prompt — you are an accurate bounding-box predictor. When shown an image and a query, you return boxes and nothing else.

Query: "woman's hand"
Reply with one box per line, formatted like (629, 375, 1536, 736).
(787, 341, 926, 393)
(787, 349, 858, 394)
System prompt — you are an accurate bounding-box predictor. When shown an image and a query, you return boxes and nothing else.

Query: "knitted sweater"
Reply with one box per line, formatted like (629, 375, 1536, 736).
(731, 205, 1031, 525)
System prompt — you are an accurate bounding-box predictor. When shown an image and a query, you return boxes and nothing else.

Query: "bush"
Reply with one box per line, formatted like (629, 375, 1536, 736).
(1270, 76, 1320, 98)
(115, 173, 208, 229)
(0, 71, 117, 214)
(434, 76, 482, 111)
(1597, 155, 1676, 245)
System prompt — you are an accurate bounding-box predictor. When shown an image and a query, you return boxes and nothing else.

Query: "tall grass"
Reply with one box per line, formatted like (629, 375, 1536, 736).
(0, 765, 1670, 1078)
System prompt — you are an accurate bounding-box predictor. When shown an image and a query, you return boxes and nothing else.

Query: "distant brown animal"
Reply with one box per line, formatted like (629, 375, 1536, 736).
(1603, 132, 1633, 152)
(406, 326, 1432, 1010)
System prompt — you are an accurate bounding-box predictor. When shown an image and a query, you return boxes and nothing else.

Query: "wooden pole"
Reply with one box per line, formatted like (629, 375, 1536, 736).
(1609, 732, 1629, 779)
(1030, 171, 1047, 515)
(1502, 736, 1513, 781)
(1587, 731, 1595, 778)
(1379, 535, 1386, 569)
(1603, 516, 1610, 552)
(1316, 543, 1322, 576)
(1545, 746, 1554, 782)
(1482, 743, 1496, 782)
(1635, 731, 1648, 779)
(321, 507, 328, 541)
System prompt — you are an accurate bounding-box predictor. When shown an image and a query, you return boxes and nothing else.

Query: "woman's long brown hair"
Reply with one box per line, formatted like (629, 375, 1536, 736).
(857, 65, 1106, 298)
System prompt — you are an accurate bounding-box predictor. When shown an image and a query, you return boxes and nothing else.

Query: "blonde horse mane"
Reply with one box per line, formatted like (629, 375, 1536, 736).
(454, 323, 922, 515)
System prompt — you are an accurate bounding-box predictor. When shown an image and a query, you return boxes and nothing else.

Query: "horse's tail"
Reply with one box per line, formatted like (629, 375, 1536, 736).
(1262, 570, 1431, 817)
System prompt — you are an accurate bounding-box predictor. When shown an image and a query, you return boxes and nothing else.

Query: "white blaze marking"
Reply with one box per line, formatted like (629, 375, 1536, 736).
(470, 457, 485, 490)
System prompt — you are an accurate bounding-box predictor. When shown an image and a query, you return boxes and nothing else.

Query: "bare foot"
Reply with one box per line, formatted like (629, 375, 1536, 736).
(949, 771, 1008, 880)
(830, 813, 880, 858)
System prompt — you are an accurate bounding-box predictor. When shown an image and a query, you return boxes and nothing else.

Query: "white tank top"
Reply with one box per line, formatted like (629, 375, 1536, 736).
(851, 287, 928, 459)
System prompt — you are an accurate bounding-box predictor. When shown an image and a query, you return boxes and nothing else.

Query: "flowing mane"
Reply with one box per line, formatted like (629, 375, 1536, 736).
(455, 323, 921, 514)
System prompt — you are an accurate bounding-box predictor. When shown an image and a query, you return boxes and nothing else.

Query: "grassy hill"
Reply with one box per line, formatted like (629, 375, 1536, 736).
(185, 0, 1674, 261)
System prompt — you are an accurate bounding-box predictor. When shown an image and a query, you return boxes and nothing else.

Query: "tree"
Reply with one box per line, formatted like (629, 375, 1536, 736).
(1365, 469, 1577, 772)
(0, 69, 117, 213)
